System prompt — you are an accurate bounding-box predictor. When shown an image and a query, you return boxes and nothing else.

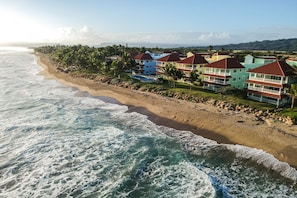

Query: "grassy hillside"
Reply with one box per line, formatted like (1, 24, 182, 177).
(213, 38, 297, 51)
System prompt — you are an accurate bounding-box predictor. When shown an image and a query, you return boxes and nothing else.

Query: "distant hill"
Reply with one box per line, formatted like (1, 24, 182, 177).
(211, 38, 297, 51)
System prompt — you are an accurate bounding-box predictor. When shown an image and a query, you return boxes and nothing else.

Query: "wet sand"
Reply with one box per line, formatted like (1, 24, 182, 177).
(36, 53, 297, 168)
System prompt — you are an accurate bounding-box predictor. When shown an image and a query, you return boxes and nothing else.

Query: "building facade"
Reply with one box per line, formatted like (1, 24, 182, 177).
(246, 60, 296, 107)
(134, 53, 155, 75)
(203, 58, 246, 91)
(156, 52, 181, 75)
(176, 54, 208, 79)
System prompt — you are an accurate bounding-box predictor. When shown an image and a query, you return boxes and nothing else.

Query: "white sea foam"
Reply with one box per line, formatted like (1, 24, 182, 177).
(157, 125, 297, 182)
(143, 161, 216, 197)
(225, 144, 297, 181)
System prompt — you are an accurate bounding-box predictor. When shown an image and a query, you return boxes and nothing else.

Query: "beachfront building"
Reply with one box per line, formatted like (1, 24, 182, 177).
(203, 58, 246, 91)
(156, 52, 181, 75)
(206, 51, 231, 63)
(176, 54, 208, 79)
(246, 60, 297, 107)
(134, 53, 155, 75)
(133, 51, 170, 75)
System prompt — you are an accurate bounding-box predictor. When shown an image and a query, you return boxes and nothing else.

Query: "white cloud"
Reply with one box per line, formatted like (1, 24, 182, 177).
(197, 32, 230, 44)
(49, 26, 103, 45)
(106, 32, 232, 46)
(47, 28, 296, 47)
(3, 22, 295, 47)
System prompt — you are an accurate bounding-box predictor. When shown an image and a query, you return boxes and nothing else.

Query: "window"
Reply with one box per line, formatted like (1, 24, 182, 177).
(270, 76, 281, 81)
(256, 73, 264, 78)
(233, 70, 237, 73)
(233, 78, 236, 81)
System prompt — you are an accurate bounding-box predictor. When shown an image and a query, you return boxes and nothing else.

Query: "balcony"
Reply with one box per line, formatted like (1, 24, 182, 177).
(203, 70, 231, 77)
(204, 77, 228, 85)
(177, 66, 195, 71)
(248, 85, 284, 95)
(247, 94, 278, 105)
(248, 76, 287, 84)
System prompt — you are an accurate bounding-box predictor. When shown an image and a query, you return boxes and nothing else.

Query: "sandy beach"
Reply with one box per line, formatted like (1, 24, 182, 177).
(37, 54, 297, 168)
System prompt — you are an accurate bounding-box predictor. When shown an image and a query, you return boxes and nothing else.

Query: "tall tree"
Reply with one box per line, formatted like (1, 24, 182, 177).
(289, 84, 297, 109)
(208, 45, 213, 52)
(162, 64, 183, 88)
(162, 64, 175, 87)
(189, 70, 199, 90)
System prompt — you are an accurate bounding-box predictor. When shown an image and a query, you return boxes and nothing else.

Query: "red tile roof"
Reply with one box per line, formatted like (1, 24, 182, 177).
(205, 58, 245, 69)
(177, 54, 208, 64)
(134, 53, 153, 60)
(248, 60, 296, 76)
(157, 52, 180, 62)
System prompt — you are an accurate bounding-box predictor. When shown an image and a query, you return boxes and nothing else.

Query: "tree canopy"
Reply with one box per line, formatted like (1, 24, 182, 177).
(35, 45, 136, 76)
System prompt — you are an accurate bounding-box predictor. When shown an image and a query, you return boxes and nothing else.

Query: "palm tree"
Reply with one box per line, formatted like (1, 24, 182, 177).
(162, 64, 177, 88)
(171, 68, 184, 88)
(289, 84, 297, 108)
(162, 64, 184, 88)
(208, 45, 213, 52)
(111, 60, 125, 77)
(189, 70, 199, 90)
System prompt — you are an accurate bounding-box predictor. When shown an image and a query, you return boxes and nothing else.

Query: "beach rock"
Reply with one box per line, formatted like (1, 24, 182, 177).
(264, 118, 274, 126)
(207, 99, 217, 106)
(285, 117, 294, 126)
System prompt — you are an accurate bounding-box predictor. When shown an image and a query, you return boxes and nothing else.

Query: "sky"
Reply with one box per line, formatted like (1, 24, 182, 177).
(0, 0, 297, 47)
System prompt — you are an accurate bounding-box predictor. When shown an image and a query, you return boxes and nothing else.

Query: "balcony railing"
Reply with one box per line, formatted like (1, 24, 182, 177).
(249, 76, 287, 84)
(177, 66, 195, 71)
(248, 95, 278, 105)
(248, 86, 283, 95)
(204, 70, 231, 76)
(204, 77, 228, 85)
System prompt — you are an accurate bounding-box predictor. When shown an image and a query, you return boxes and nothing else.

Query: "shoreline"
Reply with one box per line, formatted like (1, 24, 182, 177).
(36, 53, 297, 168)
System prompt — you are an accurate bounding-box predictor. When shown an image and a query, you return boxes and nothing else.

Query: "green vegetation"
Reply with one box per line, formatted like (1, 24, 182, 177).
(161, 64, 184, 88)
(211, 38, 297, 51)
(289, 84, 297, 108)
(280, 108, 297, 120)
(35, 45, 137, 77)
(35, 45, 297, 120)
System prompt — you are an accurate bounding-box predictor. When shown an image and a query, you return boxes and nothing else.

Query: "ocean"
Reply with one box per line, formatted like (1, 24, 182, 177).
(0, 47, 296, 197)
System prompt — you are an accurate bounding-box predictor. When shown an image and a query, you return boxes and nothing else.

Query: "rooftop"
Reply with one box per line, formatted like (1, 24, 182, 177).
(177, 54, 208, 64)
(205, 58, 245, 69)
(134, 53, 153, 60)
(248, 60, 296, 76)
(157, 52, 180, 62)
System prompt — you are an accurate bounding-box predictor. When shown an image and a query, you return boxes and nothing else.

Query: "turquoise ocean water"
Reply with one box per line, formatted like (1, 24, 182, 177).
(0, 47, 296, 197)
